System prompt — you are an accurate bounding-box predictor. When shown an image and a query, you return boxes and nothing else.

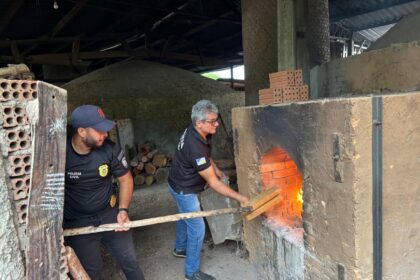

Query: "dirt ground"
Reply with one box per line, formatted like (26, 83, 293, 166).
(101, 183, 258, 280)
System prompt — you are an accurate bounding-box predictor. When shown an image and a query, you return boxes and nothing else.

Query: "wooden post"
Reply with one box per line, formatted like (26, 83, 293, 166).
(25, 81, 67, 279)
(65, 246, 90, 280)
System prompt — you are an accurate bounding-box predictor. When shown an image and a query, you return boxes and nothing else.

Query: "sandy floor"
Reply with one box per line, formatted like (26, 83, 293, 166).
(101, 183, 258, 280)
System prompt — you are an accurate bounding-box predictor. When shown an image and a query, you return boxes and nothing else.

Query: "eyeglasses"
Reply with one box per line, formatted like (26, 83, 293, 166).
(203, 118, 219, 125)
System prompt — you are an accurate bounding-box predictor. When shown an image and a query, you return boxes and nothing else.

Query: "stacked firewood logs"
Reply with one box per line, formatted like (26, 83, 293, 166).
(131, 142, 171, 186)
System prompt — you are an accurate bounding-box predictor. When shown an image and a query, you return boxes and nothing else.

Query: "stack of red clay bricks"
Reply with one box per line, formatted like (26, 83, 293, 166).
(259, 69, 309, 105)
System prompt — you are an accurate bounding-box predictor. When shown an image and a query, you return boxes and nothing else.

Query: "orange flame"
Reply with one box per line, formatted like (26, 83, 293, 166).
(260, 147, 303, 228)
(297, 188, 303, 204)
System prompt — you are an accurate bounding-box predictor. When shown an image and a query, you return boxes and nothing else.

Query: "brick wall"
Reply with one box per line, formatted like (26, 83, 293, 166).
(259, 147, 303, 228)
(0, 79, 69, 279)
(0, 79, 38, 247)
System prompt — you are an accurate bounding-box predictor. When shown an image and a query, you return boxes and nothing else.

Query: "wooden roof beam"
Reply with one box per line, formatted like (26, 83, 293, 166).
(0, 0, 25, 34)
(134, 11, 235, 52)
(68, 0, 240, 24)
(52, 0, 89, 37)
(0, 49, 226, 67)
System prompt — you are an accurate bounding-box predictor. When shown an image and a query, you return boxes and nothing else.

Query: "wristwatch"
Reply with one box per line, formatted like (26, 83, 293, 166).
(118, 208, 129, 213)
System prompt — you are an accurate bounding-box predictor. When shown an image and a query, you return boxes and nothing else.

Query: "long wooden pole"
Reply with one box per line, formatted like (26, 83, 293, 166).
(64, 207, 253, 237)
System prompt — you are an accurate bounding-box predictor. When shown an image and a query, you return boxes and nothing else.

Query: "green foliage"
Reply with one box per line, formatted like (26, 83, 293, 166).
(201, 73, 219, 80)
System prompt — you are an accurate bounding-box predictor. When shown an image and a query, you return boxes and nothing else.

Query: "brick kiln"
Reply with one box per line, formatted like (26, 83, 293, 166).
(232, 92, 420, 280)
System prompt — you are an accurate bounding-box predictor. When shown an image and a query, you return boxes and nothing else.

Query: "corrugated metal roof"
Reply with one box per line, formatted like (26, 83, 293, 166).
(335, 0, 420, 41)
(357, 24, 396, 42)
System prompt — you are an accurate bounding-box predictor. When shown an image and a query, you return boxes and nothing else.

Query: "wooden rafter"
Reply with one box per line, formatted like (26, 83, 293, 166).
(52, 0, 89, 37)
(0, 49, 226, 66)
(136, 11, 236, 52)
(0, 0, 25, 34)
(66, 0, 240, 24)
(10, 41, 21, 63)
(71, 37, 81, 64)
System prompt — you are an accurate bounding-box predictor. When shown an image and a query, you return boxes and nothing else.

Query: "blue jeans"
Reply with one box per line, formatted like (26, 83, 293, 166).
(168, 185, 205, 276)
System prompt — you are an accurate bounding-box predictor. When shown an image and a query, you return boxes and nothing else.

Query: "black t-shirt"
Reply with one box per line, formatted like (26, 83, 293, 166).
(168, 124, 212, 193)
(64, 138, 129, 220)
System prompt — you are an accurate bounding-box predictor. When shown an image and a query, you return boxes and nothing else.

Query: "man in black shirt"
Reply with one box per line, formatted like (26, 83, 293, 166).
(168, 100, 250, 280)
(64, 105, 144, 280)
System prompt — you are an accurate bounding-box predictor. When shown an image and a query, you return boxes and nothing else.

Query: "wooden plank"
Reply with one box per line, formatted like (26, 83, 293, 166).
(249, 187, 281, 210)
(245, 194, 283, 221)
(26, 82, 67, 279)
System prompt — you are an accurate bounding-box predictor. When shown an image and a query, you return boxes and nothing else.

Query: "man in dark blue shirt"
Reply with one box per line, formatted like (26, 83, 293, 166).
(168, 100, 250, 280)
(64, 105, 144, 280)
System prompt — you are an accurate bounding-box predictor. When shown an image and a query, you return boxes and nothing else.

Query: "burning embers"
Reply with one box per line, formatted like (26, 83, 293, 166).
(259, 147, 303, 228)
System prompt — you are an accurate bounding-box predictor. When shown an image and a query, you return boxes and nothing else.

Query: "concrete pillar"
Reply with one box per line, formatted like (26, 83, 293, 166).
(307, 0, 330, 67)
(277, 0, 296, 71)
(295, 0, 310, 86)
(242, 0, 310, 105)
(242, 0, 278, 105)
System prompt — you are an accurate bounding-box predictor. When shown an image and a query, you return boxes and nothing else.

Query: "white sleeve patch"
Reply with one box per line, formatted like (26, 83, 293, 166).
(117, 150, 124, 161)
(195, 157, 207, 166)
(121, 156, 128, 168)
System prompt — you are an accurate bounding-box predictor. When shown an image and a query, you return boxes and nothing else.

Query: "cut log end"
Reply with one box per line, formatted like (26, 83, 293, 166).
(145, 175, 155, 185)
(134, 174, 145, 185)
(144, 163, 157, 175)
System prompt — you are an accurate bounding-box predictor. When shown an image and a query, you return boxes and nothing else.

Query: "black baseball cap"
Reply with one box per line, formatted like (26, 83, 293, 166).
(71, 105, 115, 132)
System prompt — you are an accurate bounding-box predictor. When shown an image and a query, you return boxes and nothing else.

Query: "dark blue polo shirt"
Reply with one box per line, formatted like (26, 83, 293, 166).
(168, 124, 212, 194)
(64, 138, 129, 221)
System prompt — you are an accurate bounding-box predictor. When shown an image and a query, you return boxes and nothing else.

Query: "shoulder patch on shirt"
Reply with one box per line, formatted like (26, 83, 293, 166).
(195, 157, 207, 166)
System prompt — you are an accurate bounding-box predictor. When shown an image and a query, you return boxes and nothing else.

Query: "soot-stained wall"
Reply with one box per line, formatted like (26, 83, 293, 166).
(232, 92, 420, 279)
